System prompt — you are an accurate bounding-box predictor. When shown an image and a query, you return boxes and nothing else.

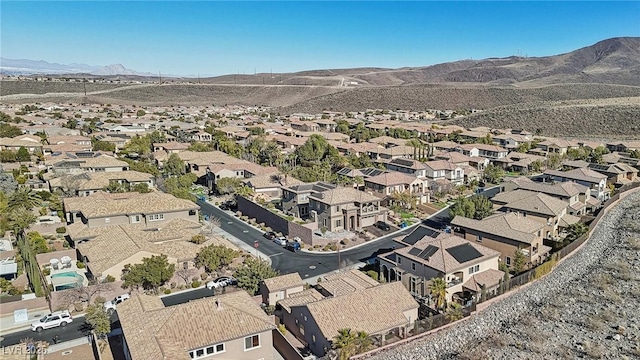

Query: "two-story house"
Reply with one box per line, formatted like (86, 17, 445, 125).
(378, 232, 502, 305)
(544, 168, 610, 201)
(308, 187, 387, 232)
(49, 154, 129, 175)
(587, 163, 638, 188)
(119, 292, 276, 360)
(501, 176, 596, 215)
(48, 170, 155, 197)
(384, 158, 428, 177)
(281, 182, 337, 219)
(424, 160, 464, 186)
(364, 171, 429, 205)
(451, 212, 552, 269)
(259, 273, 305, 306)
(456, 144, 508, 160)
(491, 190, 572, 240)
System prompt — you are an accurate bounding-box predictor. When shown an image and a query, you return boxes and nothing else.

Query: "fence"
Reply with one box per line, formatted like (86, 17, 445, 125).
(272, 329, 304, 360)
(236, 196, 314, 244)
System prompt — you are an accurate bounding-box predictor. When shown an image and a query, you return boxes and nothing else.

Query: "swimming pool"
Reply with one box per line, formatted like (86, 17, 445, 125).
(51, 271, 84, 291)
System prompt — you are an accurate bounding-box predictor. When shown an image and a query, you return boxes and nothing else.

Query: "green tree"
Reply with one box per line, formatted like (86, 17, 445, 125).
(629, 149, 640, 159)
(91, 139, 116, 152)
(215, 177, 243, 195)
(194, 245, 239, 274)
(122, 254, 175, 293)
(354, 331, 372, 354)
(8, 187, 41, 211)
(0, 123, 22, 137)
(65, 119, 78, 129)
(233, 257, 278, 295)
(85, 301, 111, 338)
(332, 328, 357, 360)
(131, 183, 151, 193)
(27, 231, 50, 254)
(428, 277, 447, 310)
(187, 142, 214, 152)
(470, 195, 493, 220)
(0, 150, 17, 163)
(0, 278, 22, 295)
(15, 147, 31, 162)
(445, 302, 464, 321)
(148, 130, 166, 144)
(136, 109, 146, 117)
(516, 142, 530, 153)
(164, 153, 186, 176)
(122, 135, 152, 155)
(295, 134, 339, 163)
(7, 208, 37, 234)
(546, 154, 563, 170)
(512, 249, 526, 274)
(449, 196, 475, 220)
(565, 222, 588, 241)
(483, 164, 505, 184)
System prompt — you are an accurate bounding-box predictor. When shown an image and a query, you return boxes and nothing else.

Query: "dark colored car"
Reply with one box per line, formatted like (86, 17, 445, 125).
(263, 231, 277, 240)
(286, 241, 301, 252)
(219, 203, 230, 210)
(375, 221, 391, 231)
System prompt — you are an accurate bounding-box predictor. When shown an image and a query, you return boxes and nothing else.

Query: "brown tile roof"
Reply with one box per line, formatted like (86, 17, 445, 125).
(319, 269, 379, 296)
(301, 282, 418, 338)
(277, 288, 325, 312)
(263, 273, 303, 292)
(545, 168, 608, 183)
(451, 213, 544, 244)
(396, 233, 500, 274)
(506, 176, 586, 197)
(309, 186, 380, 205)
(49, 171, 153, 191)
(462, 269, 505, 292)
(494, 190, 568, 216)
(63, 191, 198, 218)
(119, 291, 275, 360)
(364, 171, 418, 186)
(424, 160, 458, 171)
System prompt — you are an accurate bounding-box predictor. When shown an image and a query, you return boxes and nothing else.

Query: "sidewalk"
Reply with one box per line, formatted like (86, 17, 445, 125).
(0, 308, 50, 335)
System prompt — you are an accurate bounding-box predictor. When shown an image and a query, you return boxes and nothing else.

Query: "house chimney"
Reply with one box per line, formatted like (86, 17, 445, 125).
(215, 299, 222, 310)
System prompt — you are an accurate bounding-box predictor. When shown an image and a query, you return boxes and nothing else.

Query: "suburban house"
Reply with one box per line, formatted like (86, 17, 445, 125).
(384, 158, 428, 177)
(606, 141, 640, 153)
(535, 139, 575, 155)
(281, 182, 337, 219)
(260, 272, 304, 306)
(279, 270, 418, 357)
(492, 133, 531, 150)
(0, 134, 43, 153)
(490, 190, 575, 240)
(49, 154, 129, 174)
(243, 173, 304, 200)
(308, 186, 388, 232)
(364, 171, 430, 205)
(119, 292, 276, 360)
(48, 170, 155, 196)
(434, 151, 490, 172)
(587, 163, 638, 188)
(63, 191, 199, 228)
(153, 142, 190, 154)
(501, 176, 597, 215)
(544, 168, 610, 201)
(493, 152, 546, 174)
(378, 232, 502, 305)
(451, 212, 552, 269)
(423, 160, 464, 186)
(455, 144, 508, 160)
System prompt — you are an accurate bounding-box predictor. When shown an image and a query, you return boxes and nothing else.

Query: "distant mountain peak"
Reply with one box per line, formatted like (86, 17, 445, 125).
(0, 58, 154, 76)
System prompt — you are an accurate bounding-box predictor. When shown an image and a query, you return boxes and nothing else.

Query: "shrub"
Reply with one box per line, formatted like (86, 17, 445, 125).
(170, 282, 176, 289)
(191, 281, 201, 288)
(42, 268, 50, 276)
(190, 234, 207, 244)
(76, 261, 85, 269)
(278, 324, 287, 335)
(63, 240, 70, 249)
(104, 275, 116, 283)
(94, 296, 106, 304)
(164, 289, 172, 294)
(55, 227, 66, 234)
(191, 276, 199, 282)
(200, 272, 208, 281)
(366, 270, 379, 281)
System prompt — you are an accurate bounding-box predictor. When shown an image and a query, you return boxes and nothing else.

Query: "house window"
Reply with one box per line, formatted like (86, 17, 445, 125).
(411, 262, 416, 271)
(189, 210, 196, 216)
(323, 218, 328, 227)
(304, 316, 307, 321)
(505, 256, 512, 266)
(244, 334, 260, 351)
(397, 257, 402, 265)
(335, 219, 342, 228)
(312, 335, 316, 344)
(299, 324, 305, 335)
(468, 264, 480, 275)
(477, 235, 483, 243)
(104, 218, 110, 224)
(131, 215, 140, 223)
(148, 213, 164, 221)
(301, 207, 308, 216)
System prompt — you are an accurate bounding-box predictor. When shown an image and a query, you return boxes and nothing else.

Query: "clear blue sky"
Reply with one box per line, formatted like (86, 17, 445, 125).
(1, 1, 639, 76)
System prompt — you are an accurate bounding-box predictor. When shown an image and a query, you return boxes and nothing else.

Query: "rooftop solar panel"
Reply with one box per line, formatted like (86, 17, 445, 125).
(401, 225, 441, 245)
(408, 248, 422, 257)
(419, 245, 439, 259)
(446, 243, 483, 264)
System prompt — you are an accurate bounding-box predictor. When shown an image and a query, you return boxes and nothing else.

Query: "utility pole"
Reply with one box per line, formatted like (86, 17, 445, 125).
(83, 79, 87, 96)
(159, 71, 162, 85)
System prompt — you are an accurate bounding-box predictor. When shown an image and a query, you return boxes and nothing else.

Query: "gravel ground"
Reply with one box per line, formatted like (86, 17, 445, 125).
(366, 190, 640, 360)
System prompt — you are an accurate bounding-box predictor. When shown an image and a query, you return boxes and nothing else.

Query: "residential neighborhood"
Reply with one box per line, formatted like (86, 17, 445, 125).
(1, 101, 639, 360)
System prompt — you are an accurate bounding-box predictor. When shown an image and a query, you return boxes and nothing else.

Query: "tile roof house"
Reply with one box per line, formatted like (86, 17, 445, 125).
(587, 163, 638, 188)
(48, 170, 154, 197)
(260, 273, 304, 306)
(544, 168, 610, 201)
(48, 154, 129, 174)
(491, 189, 571, 240)
(243, 173, 304, 200)
(423, 160, 464, 186)
(280, 270, 418, 357)
(378, 233, 501, 304)
(364, 171, 430, 205)
(308, 186, 388, 232)
(451, 212, 551, 270)
(384, 158, 429, 177)
(119, 291, 276, 360)
(63, 191, 199, 229)
(501, 176, 594, 215)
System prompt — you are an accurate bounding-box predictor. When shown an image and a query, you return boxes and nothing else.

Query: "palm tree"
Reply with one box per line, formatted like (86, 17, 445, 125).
(333, 328, 357, 360)
(235, 185, 254, 198)
(390, 190, 414, 210)
(8, 188, 41, 211)
(354, 331, 372, 354)
(428, 277, 447, 311)
(445, 302, 464, 321)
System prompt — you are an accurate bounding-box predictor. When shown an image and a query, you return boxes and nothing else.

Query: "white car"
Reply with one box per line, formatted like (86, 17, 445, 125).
(31, 311, 73, 332)
(206, 276, 236, 289)
(274, 236, 287, 246)
(104, 294, 130, 313)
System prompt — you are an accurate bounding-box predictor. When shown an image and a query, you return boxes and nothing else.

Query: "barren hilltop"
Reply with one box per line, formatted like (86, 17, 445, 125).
(2, 37, 639, 137)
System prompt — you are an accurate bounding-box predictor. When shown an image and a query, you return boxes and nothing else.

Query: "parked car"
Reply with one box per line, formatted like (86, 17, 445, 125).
(31, 311, 73, 332)
(104, 294, 131, 313)
(274, 236, 287, 246)
(219, 202, 230, 210)
(206, 276, 236, 289)
(285, 241, 301, 252)
(375, 221, 391, 231)
(263, 232, 276, 240)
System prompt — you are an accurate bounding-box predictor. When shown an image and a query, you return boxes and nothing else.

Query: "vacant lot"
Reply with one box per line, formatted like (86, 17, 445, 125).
(0, 81, 127, 96)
